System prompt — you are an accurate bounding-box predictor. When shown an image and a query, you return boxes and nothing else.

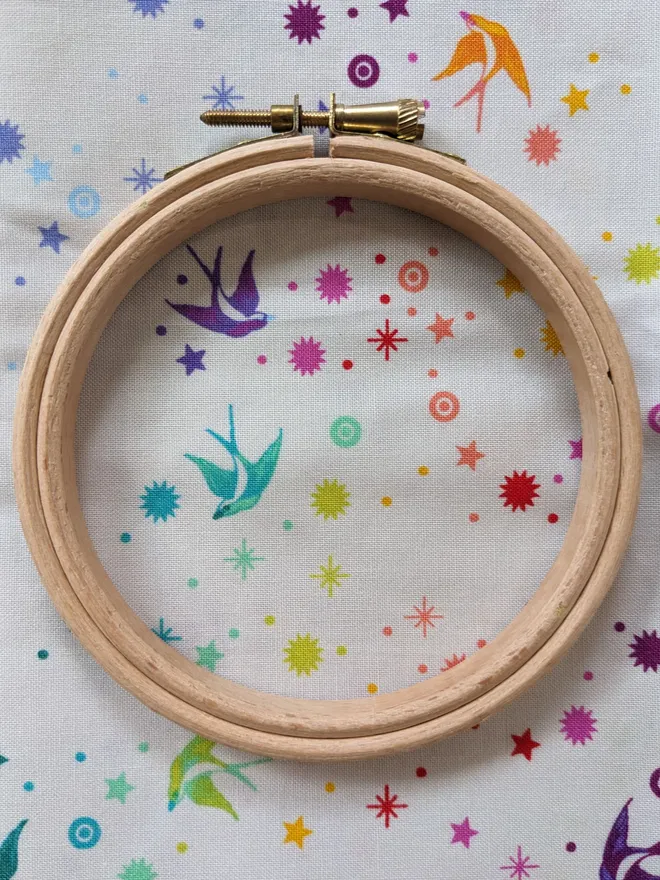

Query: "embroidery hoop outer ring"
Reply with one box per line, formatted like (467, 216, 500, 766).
(13, 135, 642, 761)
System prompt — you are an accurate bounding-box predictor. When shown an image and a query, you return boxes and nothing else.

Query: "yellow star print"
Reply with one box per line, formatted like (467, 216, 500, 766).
(283, 815, 313, 849)
(561, 83, 589, 116)
(496, 269, 525, 299)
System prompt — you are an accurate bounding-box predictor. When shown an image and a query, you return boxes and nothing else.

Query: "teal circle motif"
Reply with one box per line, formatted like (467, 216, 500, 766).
(330, 416, 362, 448)
(68, 817, 101, 849)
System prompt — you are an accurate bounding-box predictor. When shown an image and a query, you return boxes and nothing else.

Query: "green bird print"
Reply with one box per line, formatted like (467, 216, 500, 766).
(185, 404, 283, 519)
(0, 820, 27, 880)
(167, 735, 270, 819)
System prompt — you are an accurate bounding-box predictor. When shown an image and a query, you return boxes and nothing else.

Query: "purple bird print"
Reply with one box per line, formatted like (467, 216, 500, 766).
(166, 245, 269, 338)
(600, 799, 660, 879)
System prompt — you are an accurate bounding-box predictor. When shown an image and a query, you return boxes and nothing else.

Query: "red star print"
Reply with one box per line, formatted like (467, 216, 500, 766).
(367, 318, 408, 361)
(327, 196, 354, 217)
(510, 728, 541, 761)
(367, 784, 408, 828)
(427, 313, 455, 343)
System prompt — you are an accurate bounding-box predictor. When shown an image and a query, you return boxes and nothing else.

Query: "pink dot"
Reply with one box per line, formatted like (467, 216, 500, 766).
(469, 513, 479, 523)
(553, 474, 564, 484)
(416, 766, 427, 778)
(614, 621, 625, 632)
(287, 281, 298, 291)
(407, 306, 417, 317)
(548, 513, 559, 524)
(428, 368, 438, 378)
(380, 294, 390, 305)
(566, 842, 577, 853)
(383, 626, 392, 636)
(465, 311, 475, 321)
(418, 663, 428, 674)
(408, 52, 418, 63)
(347, 6, 358, 16)
(428, 246, 438, 257)
(375, 253, 386, 264)
(583, 671, 593, 681)
(342, 359, 353, 370)
(257, 354, 267, 365)
(476, 638, 487, 648)
(423, 98, 430, 110)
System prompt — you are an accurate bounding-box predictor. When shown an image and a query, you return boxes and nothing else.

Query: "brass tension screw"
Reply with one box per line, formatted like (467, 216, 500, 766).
(200, 98, 426, 142)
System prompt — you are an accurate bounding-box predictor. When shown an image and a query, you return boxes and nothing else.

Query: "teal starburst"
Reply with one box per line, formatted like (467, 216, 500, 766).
(151, 618, 182, 644)
(117, 859, 158, 880)
(223, 538, 265, 580)
(139, 480, 180, 523)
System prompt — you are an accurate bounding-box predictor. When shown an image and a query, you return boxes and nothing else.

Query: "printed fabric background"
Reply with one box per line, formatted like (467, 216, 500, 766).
(1, 1, 660, 878)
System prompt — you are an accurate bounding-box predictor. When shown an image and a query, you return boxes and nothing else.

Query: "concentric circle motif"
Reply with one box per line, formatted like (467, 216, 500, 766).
(330, 416, 362, 448)
(67, 186, 101, 219)
(347, 54, 380, 88)
(398, 260, 429, 293)
(68, 817, 102, 850)
(429, 391, 460, 422)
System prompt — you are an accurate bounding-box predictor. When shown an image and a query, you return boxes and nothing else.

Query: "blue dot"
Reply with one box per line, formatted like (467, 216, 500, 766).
(138, 94, 148, 104)
(15, 276, 25, 286)
(193, 17, 204, 28)
(75, 752, 86, 763)
(120, 532, 132, 544)
(68, 817, 102, 850)
(7, 362, 17, 372)
(72, 144, 82, 155)
(23, 781, 34, 792)
(176, 274, 188, 285)
(37, 649, 48, 659)
(108, 68, 119, 79)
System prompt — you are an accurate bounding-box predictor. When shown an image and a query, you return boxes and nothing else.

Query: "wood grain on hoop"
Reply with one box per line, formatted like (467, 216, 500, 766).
(12, 134, 641, 760)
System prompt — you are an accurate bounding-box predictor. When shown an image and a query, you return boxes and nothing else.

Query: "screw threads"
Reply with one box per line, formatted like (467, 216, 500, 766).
(201, 109, 274, 127)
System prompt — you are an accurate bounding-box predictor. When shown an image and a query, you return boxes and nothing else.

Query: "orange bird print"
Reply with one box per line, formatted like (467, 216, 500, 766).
(432, 12, 531, 133)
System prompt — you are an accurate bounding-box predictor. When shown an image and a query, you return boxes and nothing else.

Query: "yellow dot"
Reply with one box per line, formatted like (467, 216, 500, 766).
(513, 348, 525, 359)
(381, 496, 392, 507)
(588, 52, 600, 63)
(336, 645, 347, 656)
(601, 231, 613, 242)
(620, 83, 631, 95)
(656, 216, 660, 225)
(176, 842, 188, 854)
(264, 615, 275, 626)
(417, 465, 429, 476)
(367, 682, 378, 694)
(325, 782, 335, 793)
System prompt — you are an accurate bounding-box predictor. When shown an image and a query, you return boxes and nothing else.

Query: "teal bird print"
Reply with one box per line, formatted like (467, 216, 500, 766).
(0, 820, 27, 880)
(185, 404, 282, 519)
(167, 735, 270, 819)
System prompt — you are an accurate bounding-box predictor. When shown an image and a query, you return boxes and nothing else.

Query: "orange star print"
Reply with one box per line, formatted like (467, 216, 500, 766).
(432, 12, 531, 133)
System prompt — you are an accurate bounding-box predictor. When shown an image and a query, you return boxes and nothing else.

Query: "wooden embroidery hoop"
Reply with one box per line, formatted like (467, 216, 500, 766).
(13, 131, 642, 762)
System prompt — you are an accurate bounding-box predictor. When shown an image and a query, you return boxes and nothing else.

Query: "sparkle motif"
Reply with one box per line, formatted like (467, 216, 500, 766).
(500, 846, 540, 879)
(38, 221, 69, 254)
(288, 336, 326, 375)
(441, 652, 466, 671)
(117, 859, 158, 880)
(310, 479, 351, 520)
(123, 158, 163, 195)
(310, 555, 350, 597)
(511, 728, 541, 760)
(624, 243, 660, 284)
(379, 0, 409, 21)
(224, 538, 265, 580)
(427, 313, 454, 343)
(560, 705, 597, 745)
(629, 630, 660, 672)
(151, 618, 182, 644)
(283, 815, 313, 849)
(561, 83, 589, 115)
(283, 633, 324, 676)
(404, 597, 443, 638)
(524, 124, 561, 165)
(367, 785, 408, 828)
(129, 0, 169, 16)
(0, 119, 25, 163)
(327, 196, 353, 216)
(195, 640, 224, 672)
(105, 772, 135, 804)
(456, 440, 485, 471)
(499, 470, 540, 512)
(540, 320, 564, 356)
(140, 480, 180, 522)
(367, 318, 408, 361)
(25, 155, 53, 185)
(176, 344, 206, 376)
(315, 264, 353, 304)
(202, 76, 244, 110)
(451, 816, 478, 848)
(284, 0, 326, 44)
(568, 438, 583, 460)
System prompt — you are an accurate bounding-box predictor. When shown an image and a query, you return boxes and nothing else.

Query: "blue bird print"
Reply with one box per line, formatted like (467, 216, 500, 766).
(185, 405, 282, 519)
(0, 820, 27, 880)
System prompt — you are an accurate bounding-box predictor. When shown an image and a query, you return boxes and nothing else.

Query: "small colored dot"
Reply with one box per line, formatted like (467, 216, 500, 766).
(264, 615, 276, 626)
(75, 752, 87, 762)
(176, 842, 188, 854)
(193, 17, 204, 28)
(15, 276, 25, 286)
(566, 842, 577, 853)
(418, 663, 428, 674)
(187, 577, 198, 589)
(548, 513, 559, 524)
(418, 465, 429, 476)
(476, 638, 487, 648)
(347, 6, 358, 16)
(428, 246, 438, 257)
(72, 144, 82, 154)
(336, 645, 347, 656)
(257, 354, 267, 365)
(614, 621, 625, 632)
(408, 52, 418, 63)
(583, 671, 593, 681)
(380, 293, 390, 305)
(228, 628, 240, 639)
(138, 742, 149, 753)
(588, 52, 600, 63)
(375, 253, 386, 264)
(177, 274, 188, 285)
(342, 359, 353, 370)
(469, 513, 479, 523)
(407, 306, 417, 317)
(465, 311, 475, 320)
(553, 474, 564, 484)
(138, 94, 148, 104)
(381, 496, 392, 507)
(283, 519, 293, 531)
(415, 766, 427, 778)
(602, 231, 613, 242)
(620, 83, 631, 95)
(23, 781, 34, 792)
(367, 682, 378, 694)
(287, 280, 298, 291)
(108, 68, 119, 78)
(325, 781, 336, 792)
(656, 216, 660, 225)
(428, 368, 438, 378)
(514, 347, 525, 359)
(156, 324, 167, 336)
(37, 649, 48, 659)
(423, 98, 430, 110)
(383, 626, 393, 636)
(120, 532, 131, 544)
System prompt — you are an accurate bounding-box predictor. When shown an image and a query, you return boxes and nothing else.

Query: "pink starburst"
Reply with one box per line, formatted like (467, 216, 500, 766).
(288, 336, 326, 376)
(523, 124, 561, 166)
(500, 846, 539, 879)
(367, 785, 408, 828)
(629, 630, 660, 672)
(404, 597, 443, 638)
(284, 0, 325, 43)
(315, 263, 353, 304)
(367, 318, 408, 361)
(560, 705, 597, 745)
